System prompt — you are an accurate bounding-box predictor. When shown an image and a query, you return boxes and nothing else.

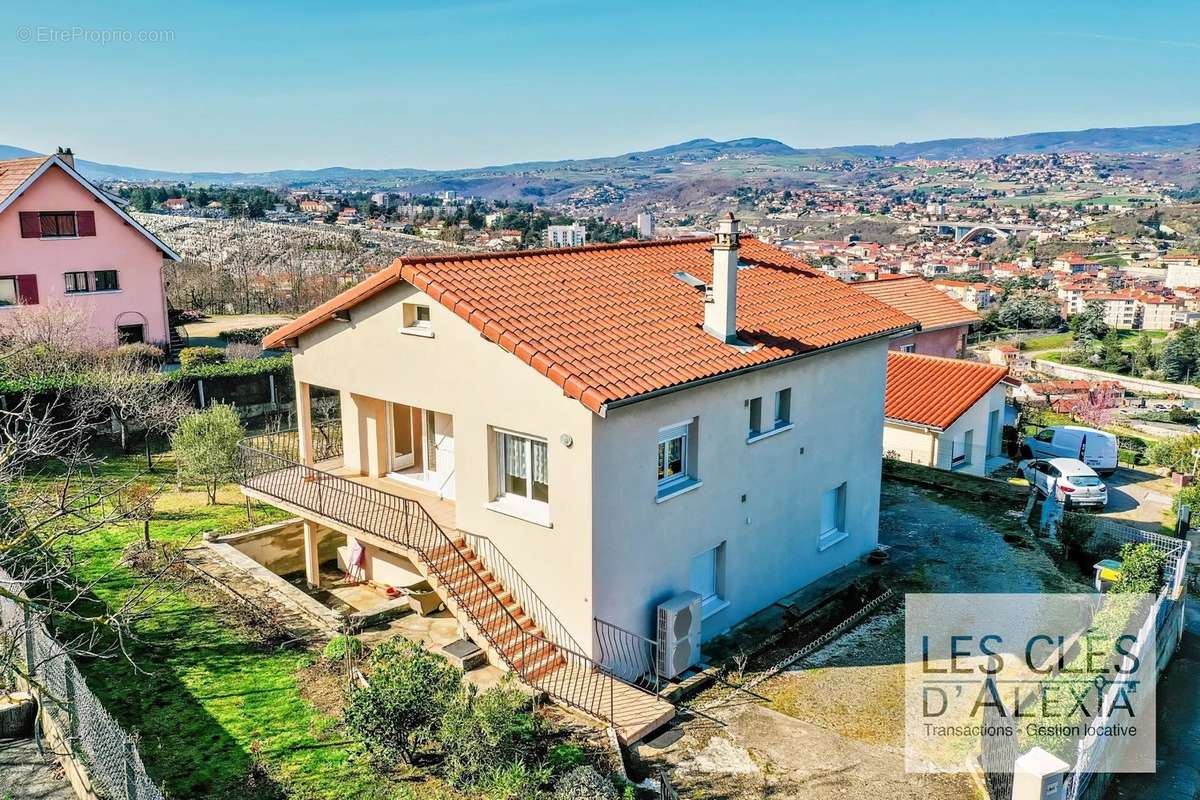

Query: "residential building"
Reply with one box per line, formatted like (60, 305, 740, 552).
(1051, 252, 1099, 274)
(248, 217, 915, 739)
(162, 197, 190, 211)
(930, 278, 995, 311)
(854, 275, 980, 358)
(300, 199, 332, 214)
(883, 353, 1010, 477)
(1083, 291, 1139, 329)
(1139, 295, 1181, 331)
(1166, 259, 1200, 289)
(0, 150, 180, 347)
(636, 212, 656, 239)
(544, 223, 587, 248)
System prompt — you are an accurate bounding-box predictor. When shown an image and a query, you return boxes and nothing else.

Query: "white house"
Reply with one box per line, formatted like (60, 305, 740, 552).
(883, 352, 1010, 476)
(248, 216, 915, 739)
(544, 223, 587, 248)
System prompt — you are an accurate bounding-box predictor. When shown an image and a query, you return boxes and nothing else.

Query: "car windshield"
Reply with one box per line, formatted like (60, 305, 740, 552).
(1070, 476, 1103, 487)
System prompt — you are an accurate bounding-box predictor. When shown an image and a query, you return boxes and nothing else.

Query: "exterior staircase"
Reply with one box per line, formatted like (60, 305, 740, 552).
(167, 324, 189, 361)
(238, 440, 674, 742)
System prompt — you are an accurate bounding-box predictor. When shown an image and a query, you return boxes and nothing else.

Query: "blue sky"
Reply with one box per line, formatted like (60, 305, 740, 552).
(3, 0, 1199, 172)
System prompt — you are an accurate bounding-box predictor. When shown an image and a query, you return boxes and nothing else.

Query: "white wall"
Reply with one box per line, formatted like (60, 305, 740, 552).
(930, 383, 1008, 477)
(293, 282, 599, 653)
(589, 338, 889, 644)
(294, 281, 894, 658)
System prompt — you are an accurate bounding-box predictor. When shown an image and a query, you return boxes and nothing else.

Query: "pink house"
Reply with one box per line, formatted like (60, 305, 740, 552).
(0, 150, 180, 348)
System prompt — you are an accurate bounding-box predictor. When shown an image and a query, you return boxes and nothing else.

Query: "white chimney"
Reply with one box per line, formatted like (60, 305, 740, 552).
(704, 212, 740, 343)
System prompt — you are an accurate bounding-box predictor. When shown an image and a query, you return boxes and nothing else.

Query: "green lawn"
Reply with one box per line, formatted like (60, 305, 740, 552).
(1022, 329, 1166, 354)
(1020, 332, 1073, 352)
(36, 450, 397, 800)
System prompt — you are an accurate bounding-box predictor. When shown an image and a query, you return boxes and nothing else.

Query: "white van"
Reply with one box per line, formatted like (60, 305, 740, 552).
(1021, 425, 1118, 475)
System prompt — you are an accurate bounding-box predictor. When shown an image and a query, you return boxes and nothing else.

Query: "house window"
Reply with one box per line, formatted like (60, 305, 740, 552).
(496, 430, 549, 505)
(64, 272, 89, 293)
(899, 343, 915, 353)
(401, 302, 433, 336)
(39, 212, 77, 238)
(818, 482, 848, 551)
(0, 277, 16, 306)
(747, 397, 763, 437)
(689, 543, 726, 617)
(93, 270, 119, 292)
(656, 419, 699, 500)
(774, 388, 791, 426)
(747, 389, 793, 443)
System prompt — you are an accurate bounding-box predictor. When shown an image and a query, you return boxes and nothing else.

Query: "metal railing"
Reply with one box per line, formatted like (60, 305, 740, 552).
(243, 420, 344, 464)
(238, 443, 661, 727)
(594, 617, 661, 693)
(464, 532, 588, 655)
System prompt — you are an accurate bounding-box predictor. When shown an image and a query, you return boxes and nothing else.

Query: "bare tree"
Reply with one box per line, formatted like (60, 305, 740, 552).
(73, 350, 193, 466)
(0, 319, 189, 681)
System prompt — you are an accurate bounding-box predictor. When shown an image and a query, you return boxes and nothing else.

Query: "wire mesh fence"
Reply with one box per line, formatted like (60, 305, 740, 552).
(0, 566, 165, 800)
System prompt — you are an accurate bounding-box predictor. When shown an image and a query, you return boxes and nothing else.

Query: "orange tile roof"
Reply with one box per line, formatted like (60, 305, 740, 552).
(0, 155, 49, 206)
(885, 352, 1008, 430)
(853, 275, 981, 332)
(265, 237, 917, 414)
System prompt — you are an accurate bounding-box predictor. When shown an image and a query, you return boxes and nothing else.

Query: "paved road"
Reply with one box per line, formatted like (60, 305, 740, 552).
(0, 737, 74, 799)
(1096, 467, 1175, 533)
(1107, 601, 1200, 800)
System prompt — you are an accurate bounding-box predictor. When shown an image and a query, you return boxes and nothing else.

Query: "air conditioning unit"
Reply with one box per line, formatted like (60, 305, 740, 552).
(656, 591, 701, 679)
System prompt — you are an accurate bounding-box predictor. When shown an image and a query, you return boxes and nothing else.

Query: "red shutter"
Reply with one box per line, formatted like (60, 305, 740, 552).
(15, 275, 38, 305)
(18, 212, 40, 238)
(76, 210, 96, 236)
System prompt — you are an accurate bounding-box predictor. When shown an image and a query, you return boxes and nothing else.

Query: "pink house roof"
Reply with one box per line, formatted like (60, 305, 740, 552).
(0, 153, 180, 261)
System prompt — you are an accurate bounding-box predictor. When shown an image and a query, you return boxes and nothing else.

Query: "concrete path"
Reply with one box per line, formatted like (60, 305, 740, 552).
(0, 738, 74, 800)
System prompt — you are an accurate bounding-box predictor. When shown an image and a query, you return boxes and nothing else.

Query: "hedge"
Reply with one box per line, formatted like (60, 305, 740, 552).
(0, 354, 293, 396)
(178, 346, 226, 370)
(167, 353, 292, 381)
(218, 326, 280, 345)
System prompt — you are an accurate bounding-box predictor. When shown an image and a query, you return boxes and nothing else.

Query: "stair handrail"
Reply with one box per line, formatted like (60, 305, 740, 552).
(462, 532, 588, 657)
(238, 442, 663, 725)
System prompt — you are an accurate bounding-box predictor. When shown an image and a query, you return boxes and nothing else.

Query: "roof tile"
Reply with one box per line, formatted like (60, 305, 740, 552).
(265, 237, 917, 412)
(885, 352, 1008, 429)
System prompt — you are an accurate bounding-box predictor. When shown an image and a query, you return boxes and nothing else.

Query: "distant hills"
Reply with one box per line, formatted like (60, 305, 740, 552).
(5, 121, 1200, 189)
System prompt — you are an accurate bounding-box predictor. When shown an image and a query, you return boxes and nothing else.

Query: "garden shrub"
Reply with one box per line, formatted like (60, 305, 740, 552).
(225, 342, 263, 362)
(547, 743, 585, 772)
(553, 766, 618, 800)
(219, 326, 279, 345)
(179, 346, 226, 370)
(439, 677, 538, 789)
(478, 761, 551, 800)
(1114, 542, 1166, 594)
(322, 635, 363, 664)
(113, 342, 165, 368)
(343, 639, 462, 764)
(1173, 483, 1200, 514)
(1147, 433, 1200, 473)
(1056, 513, 1094, 559)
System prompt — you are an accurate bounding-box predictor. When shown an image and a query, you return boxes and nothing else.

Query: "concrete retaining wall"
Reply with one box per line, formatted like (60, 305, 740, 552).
(216, 518, 341, 576)
(1032, 359, 1200, 399)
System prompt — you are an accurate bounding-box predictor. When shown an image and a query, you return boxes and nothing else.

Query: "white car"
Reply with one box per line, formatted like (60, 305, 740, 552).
(1021, 458, 1108, 509)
